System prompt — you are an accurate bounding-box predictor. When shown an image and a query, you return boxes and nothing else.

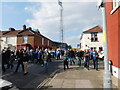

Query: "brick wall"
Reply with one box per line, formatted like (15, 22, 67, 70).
(17, 34, 52, 50)
(17, 36, 23, 45)
(28, 35, 34, 48)
(106, 2, 120, 68)
(34, 35, 42, 48)
(17, 35, 34, 49)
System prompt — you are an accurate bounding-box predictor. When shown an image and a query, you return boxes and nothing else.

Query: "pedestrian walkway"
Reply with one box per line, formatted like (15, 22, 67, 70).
(42, 64, 119, 89)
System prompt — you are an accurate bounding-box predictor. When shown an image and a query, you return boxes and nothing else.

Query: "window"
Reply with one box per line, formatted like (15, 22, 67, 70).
(113, 0, 119, 8)
(48, 40, 50, 46)
(91, 32, 98, 42)
(111, 0, 120, 14)
(23, 35, 28, 43)
(91, 33, 94, 42)
(6, 37, 11, 44)
(94, 33, 98, 41)
(42, 38, 44, 45)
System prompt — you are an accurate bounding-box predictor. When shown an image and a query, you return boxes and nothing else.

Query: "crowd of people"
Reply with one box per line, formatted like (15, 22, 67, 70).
(63, 48, 99, 71)
(2, 48, 54, 75)
(1, 47, 101, 75)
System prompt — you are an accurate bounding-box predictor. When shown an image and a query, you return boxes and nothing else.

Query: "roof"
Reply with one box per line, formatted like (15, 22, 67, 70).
(2, 30, 21, 35)
(52, 41, 67, 45)
(1, 29, 52, 41)
(18, 30, 34, 35)
(83, 25, 102, 33)
(80, 25, 103, 40)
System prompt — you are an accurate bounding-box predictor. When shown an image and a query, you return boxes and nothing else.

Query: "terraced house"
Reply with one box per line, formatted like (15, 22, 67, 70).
(0, 25, 52, 50)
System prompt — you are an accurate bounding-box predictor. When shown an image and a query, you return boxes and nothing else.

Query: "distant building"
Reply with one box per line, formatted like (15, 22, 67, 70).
(105, 1, 120, 79)
(80, 25, 103, 51)
(1, 25, 52, 50)
(52, 41, 69, 49)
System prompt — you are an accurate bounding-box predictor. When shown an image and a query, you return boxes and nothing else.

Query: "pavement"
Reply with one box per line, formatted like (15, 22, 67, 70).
(40, 60, 120, 89)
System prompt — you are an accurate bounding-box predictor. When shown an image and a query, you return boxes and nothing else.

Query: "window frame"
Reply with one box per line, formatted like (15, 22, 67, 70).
(23, 35, 28, 43)
(90, 32, 98, 42)
(111, 0, 120, 14)
(48, 40, 50, 46)
(5, 37, 8, 44)
(42, 38, 44, 45)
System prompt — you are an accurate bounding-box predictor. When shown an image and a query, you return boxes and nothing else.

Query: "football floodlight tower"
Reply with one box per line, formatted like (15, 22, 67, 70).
(58, 0, 64, 48)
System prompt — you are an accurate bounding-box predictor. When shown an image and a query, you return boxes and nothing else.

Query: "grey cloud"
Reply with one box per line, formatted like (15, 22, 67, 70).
(25, 2, 102, 47)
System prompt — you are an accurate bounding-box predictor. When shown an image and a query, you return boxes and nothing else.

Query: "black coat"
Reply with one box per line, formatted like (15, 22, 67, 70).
(77, 52, 83, 57)
(5, 50, 11, 59)
(2, 52, 7, 64)
(69, 50, 75, 58)
(23, 53, 29, 62)
(17, 52, 23, 62)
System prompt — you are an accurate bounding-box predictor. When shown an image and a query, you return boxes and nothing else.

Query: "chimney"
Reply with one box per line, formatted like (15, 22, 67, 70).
(9, 28, 15, 31)
(35, 29, 40, 34)
(28, 27, 32, 30)
(23, 25, 26, 30)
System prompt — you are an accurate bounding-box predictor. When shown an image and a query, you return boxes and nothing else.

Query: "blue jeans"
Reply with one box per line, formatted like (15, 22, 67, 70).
(93, 57, 98, 70)
(78, 57, 82, 66)
(44, 61, 48, 72)
(84, 57, 89, 69)
(70, 57, 75, 65)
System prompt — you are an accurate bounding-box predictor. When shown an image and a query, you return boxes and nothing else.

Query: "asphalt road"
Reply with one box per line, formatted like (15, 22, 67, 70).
(2, 59, 63, 89)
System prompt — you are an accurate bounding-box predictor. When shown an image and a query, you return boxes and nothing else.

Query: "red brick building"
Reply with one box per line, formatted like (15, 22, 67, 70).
(105, 1, 120, 78)
(1, 25, 52, 50)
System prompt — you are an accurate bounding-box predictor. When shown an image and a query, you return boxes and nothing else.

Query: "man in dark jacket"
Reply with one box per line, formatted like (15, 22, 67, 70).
(2, 50, 7, 72)
(76, 49, 83, 66)
(5, 48, 11, 69)
(68, 49, 75, 65)
(14, 49, 24, 73)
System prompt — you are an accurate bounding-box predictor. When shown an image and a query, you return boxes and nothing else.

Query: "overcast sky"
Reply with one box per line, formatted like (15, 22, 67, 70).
(1, 1, 103, 48)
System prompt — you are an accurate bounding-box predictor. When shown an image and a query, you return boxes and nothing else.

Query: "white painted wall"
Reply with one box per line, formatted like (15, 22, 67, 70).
(112, 65, 120, 79)
(80, 32, 103, 51)
(1, 36, 17, 50)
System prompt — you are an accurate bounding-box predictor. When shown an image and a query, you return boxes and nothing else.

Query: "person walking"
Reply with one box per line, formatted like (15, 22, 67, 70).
(48, 50, 52, 62)
(5, 48, 11, 69)
(34, 48, 39, 61)
(69, 49, 75, 65)
(92, 49, 99, 71)
(56, 49, 60, 60)
(76, 49, 83, 66)
(63, 52, 69, 70)
(36, 49, 41, 64)
(2, 49, 7, 72)
(29, 49, 34, 63)
(42, 49, 49, 73)
(14, 49, 24, 73)
(9, 50, 15, 69)
(84, 49, 90, 70)
(89, 48, 93, 60)
(23, 50, 29, 75)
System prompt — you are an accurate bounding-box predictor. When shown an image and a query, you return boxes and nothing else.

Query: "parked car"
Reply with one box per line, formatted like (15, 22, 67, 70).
(0, 79, 18, 90)
(98, 51, 104, 60)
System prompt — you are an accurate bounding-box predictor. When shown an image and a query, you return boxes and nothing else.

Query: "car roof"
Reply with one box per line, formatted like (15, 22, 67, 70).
(0, 79, 12, 88)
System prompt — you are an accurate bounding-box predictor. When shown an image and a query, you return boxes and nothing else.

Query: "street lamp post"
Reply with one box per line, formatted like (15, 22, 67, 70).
(98, 0, 112, 89)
